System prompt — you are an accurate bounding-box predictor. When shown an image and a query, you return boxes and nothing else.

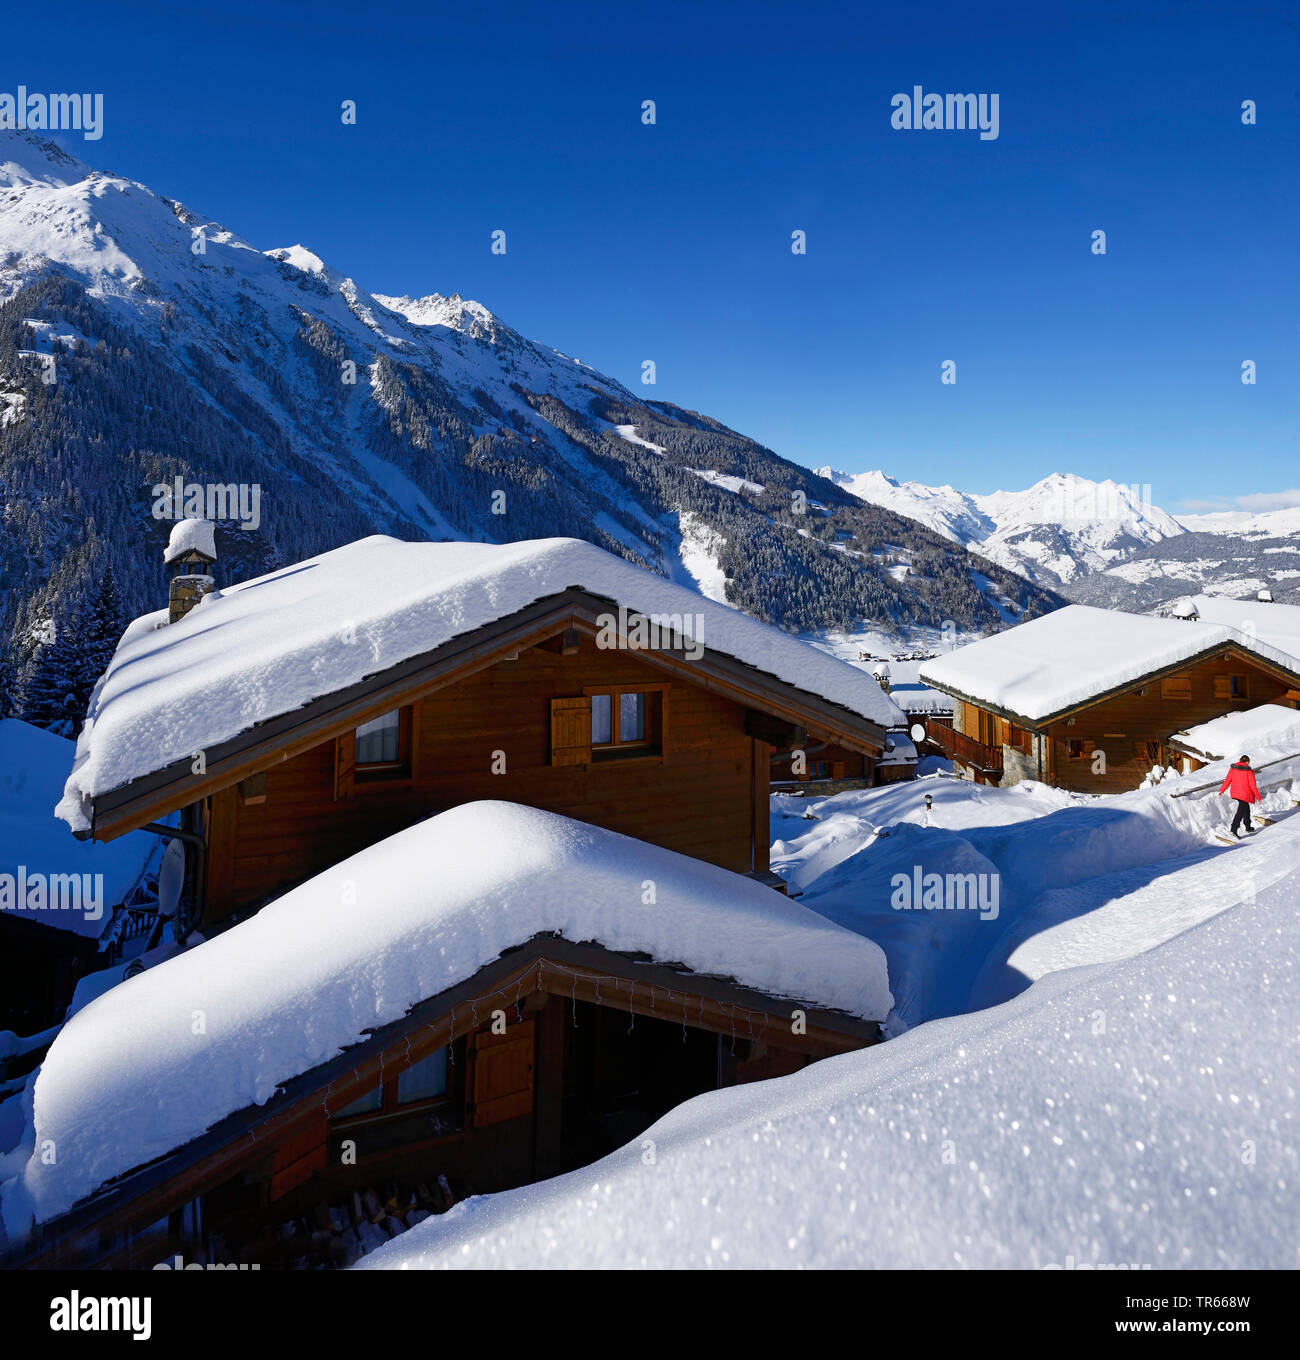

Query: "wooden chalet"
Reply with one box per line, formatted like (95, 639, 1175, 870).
(12, 531, 900, 1268)
(918, 604, 1300, 793)
(61, 534, 902, 929)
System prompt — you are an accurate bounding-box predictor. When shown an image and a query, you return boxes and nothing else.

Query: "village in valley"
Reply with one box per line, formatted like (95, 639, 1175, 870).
(0, 0, 1294, 1326)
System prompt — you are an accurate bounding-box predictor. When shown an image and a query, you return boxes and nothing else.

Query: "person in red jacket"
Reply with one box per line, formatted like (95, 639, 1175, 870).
(1219, 755, 1261, 837)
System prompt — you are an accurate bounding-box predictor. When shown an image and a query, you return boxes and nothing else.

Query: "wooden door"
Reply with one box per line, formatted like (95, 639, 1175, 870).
(471, 1019, 536, 1128)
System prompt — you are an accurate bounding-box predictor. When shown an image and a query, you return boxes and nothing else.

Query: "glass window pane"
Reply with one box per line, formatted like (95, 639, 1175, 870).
(336, 1084, 383, 1118)
(619, 692, 646, 742)
(591, 693, 612, 744)
(397, 1048, 448, 1105)
(356, 709, 401, 764)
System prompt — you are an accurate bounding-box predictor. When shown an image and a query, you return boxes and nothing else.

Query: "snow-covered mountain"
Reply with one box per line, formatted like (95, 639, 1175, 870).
(0, 131, 1060, 710)
(817, 467, 1186, 586)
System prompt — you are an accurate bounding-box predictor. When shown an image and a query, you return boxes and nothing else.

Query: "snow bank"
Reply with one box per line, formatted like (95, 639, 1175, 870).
(361, 821, 1300, 1270)
(58, 536, 903, 830)
(4, 801, 890, 1231)
(919, 604, 1300, 722)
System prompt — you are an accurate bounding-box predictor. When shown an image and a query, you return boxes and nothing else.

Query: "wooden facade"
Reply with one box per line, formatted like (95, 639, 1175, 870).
(202, 631, 773, 925)
(946, 645, 1300, 794)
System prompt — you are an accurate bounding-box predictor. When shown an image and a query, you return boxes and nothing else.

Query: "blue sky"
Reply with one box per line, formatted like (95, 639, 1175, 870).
(9, 0, 1298, 510)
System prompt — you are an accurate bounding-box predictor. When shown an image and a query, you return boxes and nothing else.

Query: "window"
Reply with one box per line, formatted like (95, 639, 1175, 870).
(1135, 740, 1162, 764)
(353, 707, 411, 779)
(396, 1048, 449, 1105)
(586, 686, 663, 759)
(1160, 677, 1192, 701)
(1006, 723, 1033, 753)
(1066, 738, 1094, 761)
(1214, 674, 1248, 701)
(333, 1045, 455, 1124)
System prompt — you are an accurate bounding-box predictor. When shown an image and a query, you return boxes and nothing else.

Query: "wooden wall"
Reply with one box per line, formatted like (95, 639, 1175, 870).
(1043, 654, 1295, 794)
(205, 632, 765, 922)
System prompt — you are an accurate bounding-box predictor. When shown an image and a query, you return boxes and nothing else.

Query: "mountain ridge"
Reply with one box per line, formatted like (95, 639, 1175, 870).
(0, 131, 1060, 730)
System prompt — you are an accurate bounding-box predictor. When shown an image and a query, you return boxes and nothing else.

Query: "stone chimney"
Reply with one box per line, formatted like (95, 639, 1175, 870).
(164, 518, 217, 624)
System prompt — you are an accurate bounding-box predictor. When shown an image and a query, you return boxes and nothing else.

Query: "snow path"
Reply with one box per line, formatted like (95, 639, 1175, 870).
(774, 757, 1300, 1030)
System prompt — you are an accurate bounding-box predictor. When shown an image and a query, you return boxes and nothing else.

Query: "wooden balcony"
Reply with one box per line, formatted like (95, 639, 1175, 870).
(925, 722, 1004, 775)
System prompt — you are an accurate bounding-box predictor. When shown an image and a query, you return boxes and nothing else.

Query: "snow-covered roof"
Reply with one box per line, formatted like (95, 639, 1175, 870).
(918, 604, 1300, 725)
(1168, 704, 1300, 762)
(1179, 595, 1300, 666)
(5, 802, 891, 1228)
(884, 659, 953, 714)
(162, 517, 216, 565)
(58, 536, 904, 830)
(878, 733, 918, 766)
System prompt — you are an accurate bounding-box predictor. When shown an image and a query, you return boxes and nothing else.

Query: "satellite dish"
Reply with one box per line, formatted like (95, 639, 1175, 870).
(157, 837, 186, 920)
(909, 722, 926, 743)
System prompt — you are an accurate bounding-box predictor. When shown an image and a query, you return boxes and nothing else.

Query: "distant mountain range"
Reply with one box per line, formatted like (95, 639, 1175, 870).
(817, 468, 1300, 610)
(0, 131, 1059, 718)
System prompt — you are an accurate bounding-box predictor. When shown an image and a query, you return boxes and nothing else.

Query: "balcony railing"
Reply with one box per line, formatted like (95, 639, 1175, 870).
(926, 722, 1004, 774)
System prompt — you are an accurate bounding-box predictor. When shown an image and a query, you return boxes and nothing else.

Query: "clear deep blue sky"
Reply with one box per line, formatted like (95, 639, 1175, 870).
(9, 0, 1298, 510)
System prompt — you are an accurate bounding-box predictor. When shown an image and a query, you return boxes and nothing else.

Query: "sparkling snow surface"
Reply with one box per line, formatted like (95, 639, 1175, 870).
(57, 535, 903, 829)
(919, 604, 1300, 722)
(363, 788, 1300, 1271)
(3, 802, 890, 1231)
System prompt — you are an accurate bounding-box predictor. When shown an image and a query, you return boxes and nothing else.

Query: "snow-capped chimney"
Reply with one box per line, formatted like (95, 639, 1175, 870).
(164, 518, 217, 624)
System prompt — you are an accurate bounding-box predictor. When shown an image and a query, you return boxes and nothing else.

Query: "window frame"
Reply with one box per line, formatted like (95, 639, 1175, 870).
(1214, 673, 1249, 701)
(331, 1039, 463, 1129)
(1160, 677, 1193, 701)
(581, 683, 668, 761)
(353, 705, 413, 781)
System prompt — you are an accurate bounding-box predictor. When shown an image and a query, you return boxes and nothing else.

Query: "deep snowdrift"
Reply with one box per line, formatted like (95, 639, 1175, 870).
(361, 814, 1300, 1271)
(1, 801, 889, 1234)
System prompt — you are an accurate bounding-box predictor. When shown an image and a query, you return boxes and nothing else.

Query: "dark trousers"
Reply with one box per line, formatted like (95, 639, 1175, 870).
(1231, 800, 1254, 835)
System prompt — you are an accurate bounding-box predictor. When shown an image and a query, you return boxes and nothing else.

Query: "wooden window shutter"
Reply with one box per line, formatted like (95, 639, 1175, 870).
(335, 730, 356, 799)
(550, 696, 591, 767)
(471, 1019, 536, 1127)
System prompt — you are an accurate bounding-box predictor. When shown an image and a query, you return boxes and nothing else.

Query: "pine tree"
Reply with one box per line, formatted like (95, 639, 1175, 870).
(84, 565, 125, 685)
(15, 608, 83, 735)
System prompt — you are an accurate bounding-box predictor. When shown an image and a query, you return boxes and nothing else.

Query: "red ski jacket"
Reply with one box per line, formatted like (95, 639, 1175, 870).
(1219, 762, 1261, 803)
